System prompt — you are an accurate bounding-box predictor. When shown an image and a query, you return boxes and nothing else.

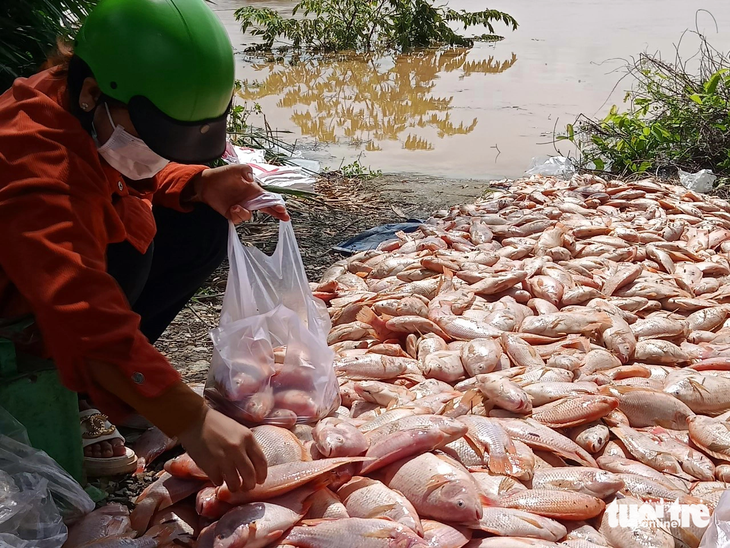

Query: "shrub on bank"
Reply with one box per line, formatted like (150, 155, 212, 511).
(235, 0, 517, 53)
(562, 35, 730, 183)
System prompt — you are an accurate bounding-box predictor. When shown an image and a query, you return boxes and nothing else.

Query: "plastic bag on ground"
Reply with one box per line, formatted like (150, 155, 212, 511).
(700, 489, 729, 547)
(0, 407, 30, 446)
(0, 471, 67, 548)
(679, 168, 716, 193)
(525, 156, 577, 179)
(205, 221, 340, 427)
(0, 434, 94, 524)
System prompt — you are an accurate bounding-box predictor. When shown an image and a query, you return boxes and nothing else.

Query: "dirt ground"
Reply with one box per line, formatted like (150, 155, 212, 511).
(154, 173, 491, 382)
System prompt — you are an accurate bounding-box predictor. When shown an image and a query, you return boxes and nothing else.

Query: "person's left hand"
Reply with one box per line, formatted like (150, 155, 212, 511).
(190, 164, 290, 223)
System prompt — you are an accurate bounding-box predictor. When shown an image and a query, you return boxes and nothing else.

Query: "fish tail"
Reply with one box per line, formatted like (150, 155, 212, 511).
(487, 452, 513, 476)
(356, 306, 396, 341)
(134, 457, 146, 476)
(144, 519, 192, 545)
(129, 498, 158, 535)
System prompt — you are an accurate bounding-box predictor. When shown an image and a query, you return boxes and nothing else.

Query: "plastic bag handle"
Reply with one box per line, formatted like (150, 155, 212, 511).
(241, 191, 286, 212)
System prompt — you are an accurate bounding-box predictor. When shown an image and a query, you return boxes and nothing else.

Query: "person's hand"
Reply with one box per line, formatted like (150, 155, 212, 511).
(191, 164, 290, 224)
(177, 407, 267, 492)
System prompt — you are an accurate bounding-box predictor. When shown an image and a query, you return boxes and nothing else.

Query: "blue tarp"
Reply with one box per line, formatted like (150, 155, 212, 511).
(333, 220, 424, 255)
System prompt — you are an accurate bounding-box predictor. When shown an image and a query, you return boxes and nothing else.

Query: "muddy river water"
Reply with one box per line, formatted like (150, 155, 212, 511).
(211, 0, 730, 180)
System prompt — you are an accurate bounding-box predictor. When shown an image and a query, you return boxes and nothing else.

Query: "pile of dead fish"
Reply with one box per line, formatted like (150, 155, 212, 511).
(70, 174, 730, 547)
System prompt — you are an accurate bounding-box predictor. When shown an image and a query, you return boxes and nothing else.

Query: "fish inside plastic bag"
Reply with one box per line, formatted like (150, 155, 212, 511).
(205, 194, 340, 427)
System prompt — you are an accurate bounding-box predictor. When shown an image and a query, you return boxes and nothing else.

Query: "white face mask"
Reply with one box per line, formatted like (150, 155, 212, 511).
(94, 103, 169, 180)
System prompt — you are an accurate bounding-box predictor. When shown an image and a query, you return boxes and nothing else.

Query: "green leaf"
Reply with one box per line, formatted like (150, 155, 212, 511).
(262, 185, 319, 200)
(705, 69, 728, 95)
(689, 94, 703, 105)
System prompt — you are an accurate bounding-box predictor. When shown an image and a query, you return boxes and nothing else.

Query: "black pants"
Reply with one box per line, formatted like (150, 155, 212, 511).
(106, 204, 228, 343)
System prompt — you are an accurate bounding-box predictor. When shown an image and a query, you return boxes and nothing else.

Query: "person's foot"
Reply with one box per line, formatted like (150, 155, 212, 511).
(79, 400, 128, 458)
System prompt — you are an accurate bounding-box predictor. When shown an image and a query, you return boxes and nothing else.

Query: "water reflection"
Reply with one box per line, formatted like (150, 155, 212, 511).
(238, 48, 517, 151)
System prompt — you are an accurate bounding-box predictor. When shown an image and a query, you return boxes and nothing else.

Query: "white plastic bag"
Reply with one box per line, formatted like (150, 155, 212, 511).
(0, 471, 68, 548)
(205, 217, 340, 427)
(679, 168, 716, 194)
(0, 434, 94, 525)
(525, 156, 577, 179)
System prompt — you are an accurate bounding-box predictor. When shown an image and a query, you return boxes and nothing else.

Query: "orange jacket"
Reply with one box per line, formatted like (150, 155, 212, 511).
(0, 68, 206, 427)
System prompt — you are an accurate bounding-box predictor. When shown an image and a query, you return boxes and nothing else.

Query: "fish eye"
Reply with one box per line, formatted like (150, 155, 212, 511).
(457, 500, 465, 507)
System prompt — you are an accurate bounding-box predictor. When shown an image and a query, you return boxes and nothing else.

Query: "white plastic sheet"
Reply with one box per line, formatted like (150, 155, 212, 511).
(205, 220, 340, 426)
(233, 146, 318, 191)
(0, 435, 93, 526)
(679, 168, 716, 194)
(525, 156, 577, 179)
(0, 409, 93, 528)
(0, 472, 67, 548)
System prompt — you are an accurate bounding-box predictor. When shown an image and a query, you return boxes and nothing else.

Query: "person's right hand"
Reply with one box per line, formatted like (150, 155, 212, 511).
(177, 407, 267, 492)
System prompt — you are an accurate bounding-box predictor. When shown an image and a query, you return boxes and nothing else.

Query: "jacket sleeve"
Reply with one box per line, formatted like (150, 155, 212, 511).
(152, 162, 208, 211)
(0, 168, 181, 421)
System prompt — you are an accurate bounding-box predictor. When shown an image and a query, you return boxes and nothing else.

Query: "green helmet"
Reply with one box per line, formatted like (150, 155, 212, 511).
(75, 0, 235, 163)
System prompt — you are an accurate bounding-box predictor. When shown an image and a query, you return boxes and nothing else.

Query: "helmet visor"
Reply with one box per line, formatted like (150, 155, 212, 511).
(128, 95, 231, 164)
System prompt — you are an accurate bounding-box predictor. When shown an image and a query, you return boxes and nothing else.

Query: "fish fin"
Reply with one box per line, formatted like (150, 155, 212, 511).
(309, 474, 335, 492)
(425, 474, 452, 494)
(463, 433, 486, 461)
(300, 518, 338, 526)
(249, 520, 258, 536)
(129, 499, 157, 535)
(364, 528, 399, 539)
(264, 529, 285, 542)
(480, 493, 499, 507)
(688, 378, 712, 395)
(521, 516, 546, 529)
(436, 274, 449, 295)
(135, 457, 147, 476)
(396, 373, 425, 384)
(461, 389, 483, 413)
(366, 503, 399, 517)
(439, 396, 457, 416)
(487, 452, 513, 476)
